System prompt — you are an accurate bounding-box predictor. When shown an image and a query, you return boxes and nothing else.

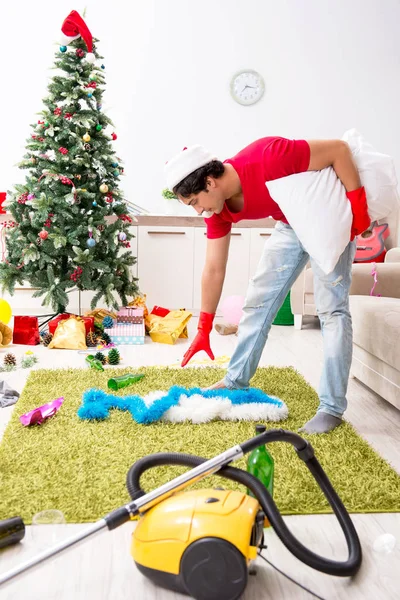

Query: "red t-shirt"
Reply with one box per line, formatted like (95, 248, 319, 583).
(205, 137, 310, 239)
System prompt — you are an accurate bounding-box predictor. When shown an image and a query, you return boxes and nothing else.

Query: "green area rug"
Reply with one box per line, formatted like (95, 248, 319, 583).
(0, 367, 399, 523)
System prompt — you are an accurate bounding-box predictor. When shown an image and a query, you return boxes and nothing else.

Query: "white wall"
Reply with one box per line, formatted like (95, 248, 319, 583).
(1, 0, 400, 219)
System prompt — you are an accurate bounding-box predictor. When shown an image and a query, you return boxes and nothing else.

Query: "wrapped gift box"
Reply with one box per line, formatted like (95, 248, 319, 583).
(105, 322, 145, 345)
(13, 316, 40, 345)
(49, 313, 94, 336)
(116, 307, 144, 324)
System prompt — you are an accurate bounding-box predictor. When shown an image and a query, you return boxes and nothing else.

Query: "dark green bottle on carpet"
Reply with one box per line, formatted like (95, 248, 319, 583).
(247, 424, 274, 497)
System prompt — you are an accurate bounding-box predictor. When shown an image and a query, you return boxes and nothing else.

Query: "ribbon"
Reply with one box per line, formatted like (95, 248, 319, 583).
(370, 262, 381, 297)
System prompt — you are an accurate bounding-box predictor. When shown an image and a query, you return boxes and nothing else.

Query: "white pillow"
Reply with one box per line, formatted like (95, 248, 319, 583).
(266, 129, 400, 274)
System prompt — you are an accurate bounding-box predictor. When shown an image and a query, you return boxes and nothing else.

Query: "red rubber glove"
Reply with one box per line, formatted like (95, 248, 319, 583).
(181, 311, 215, 367)
(346, 186, 371, 241)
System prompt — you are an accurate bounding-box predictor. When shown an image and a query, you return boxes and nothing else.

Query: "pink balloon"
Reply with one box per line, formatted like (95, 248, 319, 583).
(221, 295, 245, 325)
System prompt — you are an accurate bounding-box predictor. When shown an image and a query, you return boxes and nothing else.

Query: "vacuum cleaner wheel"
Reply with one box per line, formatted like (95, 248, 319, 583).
(180, 537, 248, 600)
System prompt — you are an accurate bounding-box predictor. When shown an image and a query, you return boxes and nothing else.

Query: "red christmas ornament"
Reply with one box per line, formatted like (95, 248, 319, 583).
(54, 107, 62, 116)
(31, 134, 37, 139)
(122, 241, 131, 248)
(37, 120, 45, 125)
(38, 137, 45, 142)
(59, 147, 69, 155)
(39, 230, 49, 240)
(105, 194, 113, 203)
(76, 48, 85, 58)
(85, 81, 97, 89)
(64, 112, 73, 120)
(60, 176, 72, 185)
(111, 132, 117, 140)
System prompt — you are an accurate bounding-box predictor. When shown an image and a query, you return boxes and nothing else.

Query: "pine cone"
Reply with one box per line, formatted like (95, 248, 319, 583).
(94, 323, 104, 335)
(4, 353, 17, 366)
(107, 348, 120, 365)
(94, 351, 106, 364)
(99, 332, 111, 345)
(103, 316, 113, 328)
(42, 332, 53, 347)
(86, 332, 98, 347)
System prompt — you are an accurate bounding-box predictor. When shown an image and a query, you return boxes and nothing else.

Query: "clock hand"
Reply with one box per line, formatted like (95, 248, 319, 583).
(240, 84, 256, 94)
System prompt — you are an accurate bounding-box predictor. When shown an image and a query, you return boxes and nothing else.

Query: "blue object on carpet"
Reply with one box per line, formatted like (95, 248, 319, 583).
(77, 385, 286, 424)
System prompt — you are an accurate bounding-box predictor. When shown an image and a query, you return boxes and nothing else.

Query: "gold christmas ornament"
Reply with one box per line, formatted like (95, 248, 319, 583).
(99, 183, 109, 193)
(82, 132, 91, 142)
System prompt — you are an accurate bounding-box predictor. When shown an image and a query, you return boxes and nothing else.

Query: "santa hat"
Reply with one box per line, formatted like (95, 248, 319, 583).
(60, 10, 95, 61)
(164, 145, 216, 191)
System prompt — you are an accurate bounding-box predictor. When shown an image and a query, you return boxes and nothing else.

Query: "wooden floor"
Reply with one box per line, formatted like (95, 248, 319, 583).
(0, 316, 399, 600)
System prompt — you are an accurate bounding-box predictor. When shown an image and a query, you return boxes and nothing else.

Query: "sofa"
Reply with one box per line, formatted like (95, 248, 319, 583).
(349, 248, 400, 409)
(291, 209, 399, 329)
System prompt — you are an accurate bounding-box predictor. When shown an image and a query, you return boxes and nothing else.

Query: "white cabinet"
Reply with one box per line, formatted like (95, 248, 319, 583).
(130, 225, 138, 279)
(193, 228, 251, 312)
(249, 228, 274, 278)
(137, 225, 194, 310)
(2, 219, 276, 315)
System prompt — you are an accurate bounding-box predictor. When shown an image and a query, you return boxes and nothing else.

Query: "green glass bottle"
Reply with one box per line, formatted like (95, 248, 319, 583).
(85, 355, 104, 372)
(107, 373, 144, 391)
(247, 424, 274, 497)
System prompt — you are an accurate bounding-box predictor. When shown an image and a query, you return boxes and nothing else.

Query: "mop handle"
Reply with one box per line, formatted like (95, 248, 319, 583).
(0, 444, 245, 586)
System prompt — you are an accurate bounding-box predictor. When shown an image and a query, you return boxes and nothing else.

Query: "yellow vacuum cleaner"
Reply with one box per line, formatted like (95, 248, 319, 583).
(0, 429, 362, 599)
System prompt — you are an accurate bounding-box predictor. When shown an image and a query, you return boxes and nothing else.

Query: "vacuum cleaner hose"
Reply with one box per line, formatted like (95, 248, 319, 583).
(126, 452, 362, 577)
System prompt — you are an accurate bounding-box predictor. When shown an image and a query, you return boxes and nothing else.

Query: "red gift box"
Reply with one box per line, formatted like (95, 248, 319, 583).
(0, 192, 6, 215)
(48, 314, 94, 336)
(150, 306, 170, 317)
(13, 316, 40, 345)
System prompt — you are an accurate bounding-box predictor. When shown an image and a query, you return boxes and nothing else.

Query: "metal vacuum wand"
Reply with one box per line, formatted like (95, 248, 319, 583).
(0, 520, 107, 585)
(0, 443, 245, 586)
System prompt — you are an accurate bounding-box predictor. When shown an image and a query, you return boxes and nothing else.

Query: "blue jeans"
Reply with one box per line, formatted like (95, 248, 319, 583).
(224, 221, 357, 418)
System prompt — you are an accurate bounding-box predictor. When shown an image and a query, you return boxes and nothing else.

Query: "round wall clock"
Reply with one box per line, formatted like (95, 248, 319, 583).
(230, 69, 265, 106)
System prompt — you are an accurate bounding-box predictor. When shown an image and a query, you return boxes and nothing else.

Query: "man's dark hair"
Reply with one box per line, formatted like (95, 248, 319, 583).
(173, 160, 225, 198)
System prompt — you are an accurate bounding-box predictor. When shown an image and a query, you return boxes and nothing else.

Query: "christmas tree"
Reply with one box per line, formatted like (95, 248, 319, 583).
(0, 10, 138, 312)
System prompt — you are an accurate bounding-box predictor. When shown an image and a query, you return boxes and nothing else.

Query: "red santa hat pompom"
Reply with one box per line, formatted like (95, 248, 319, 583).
(60, 10, 95, 63)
